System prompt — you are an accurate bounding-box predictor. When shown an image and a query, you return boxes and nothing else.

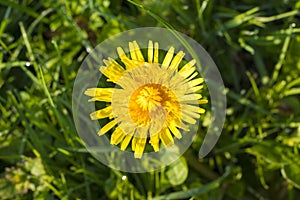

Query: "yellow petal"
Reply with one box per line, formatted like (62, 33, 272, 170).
(134, 137, 147, 159)
(117, 47, 136, 70)
(198, 99, 208, 104)
(148, 40, 153, 64)
(153, 42, 159, 63)
(103, 59, 110, 66)
(171, 118, 190, 131)
(90, 106, 112, 120)
(169, 121, 182, 139)
(85, 88, 114, 102)
(84, 88, 114, 97)
(131, 127, 148, 153)
(129, 42, 137, 60)
(181, 113, 197, 124)
(181, 104, 205, 114)
(149, 117, 165, 137)
(162, 46, 174, 69)
(182, 109, 200, 119)
(178, 122, 190, 131)
(129, 41, 144, 62)
(87, 96, 112, 102)
(111, 127, 125, 145)
(132, 137, 137, 151)
(160, 128, 174, 147)
(189, 78, 204, 87)
(178, 59, 196, 78)
(133, 41, 144, 62)
(117, 47, 128, 61)
(150, 133, 160, 152)
(190, 85, 204, 92)
(85, 87, 115, 102)
(168, 51, 185, 71)
(186, 72, 199, 82)
(179, 67, 196, 80)
(118, 123, 136, 135)
(199, 108, 206, 113)
(107, 58, 125, 73)
(180, 94, 202, 102)
(98, 119, 118, 136)
(127, 59, 143, 70)
(99, 58, 125, 83)
(120, 134, 133, 150)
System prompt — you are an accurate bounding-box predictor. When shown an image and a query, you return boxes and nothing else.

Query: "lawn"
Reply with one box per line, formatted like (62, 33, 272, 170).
(0, 0, 300, 199)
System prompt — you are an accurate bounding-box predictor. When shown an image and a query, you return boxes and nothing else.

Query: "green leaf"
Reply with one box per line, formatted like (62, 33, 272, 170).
(166, 157, 188, 186)
(281, 164, 300, 189)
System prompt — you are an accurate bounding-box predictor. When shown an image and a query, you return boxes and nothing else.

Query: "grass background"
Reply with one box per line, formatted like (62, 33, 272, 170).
(1, 0, 300, 199)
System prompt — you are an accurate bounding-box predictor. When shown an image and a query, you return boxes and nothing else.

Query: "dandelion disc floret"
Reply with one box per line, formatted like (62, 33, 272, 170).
(84, 40, 208, 158)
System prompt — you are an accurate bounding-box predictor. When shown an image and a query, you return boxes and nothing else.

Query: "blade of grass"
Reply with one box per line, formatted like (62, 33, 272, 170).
(20, 22, 55, 108)
(284, 88, 300, 96)
(256, 10, 299, 23)
(286, 78, 300, 90)
(11, 9, 52, 60)
(270, 24, 294, 85)
(196, 0, 209, 33)
(222, 7, 260, 30)
(0, 61, 29, 70)
(246, 71, 262, 103)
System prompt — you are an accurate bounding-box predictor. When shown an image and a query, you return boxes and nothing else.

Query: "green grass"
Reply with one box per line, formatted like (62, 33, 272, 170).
(0, 0, 300, 199)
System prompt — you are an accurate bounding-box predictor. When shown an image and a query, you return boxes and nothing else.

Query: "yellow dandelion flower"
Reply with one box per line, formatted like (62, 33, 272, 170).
(84, 40, 208, 158)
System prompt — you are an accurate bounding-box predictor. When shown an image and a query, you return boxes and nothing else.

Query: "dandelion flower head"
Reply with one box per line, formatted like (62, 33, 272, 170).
(84, 40, 208, 158)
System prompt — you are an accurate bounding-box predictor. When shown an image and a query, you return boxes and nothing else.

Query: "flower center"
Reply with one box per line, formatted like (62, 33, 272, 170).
(128, 83, 180, 127)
